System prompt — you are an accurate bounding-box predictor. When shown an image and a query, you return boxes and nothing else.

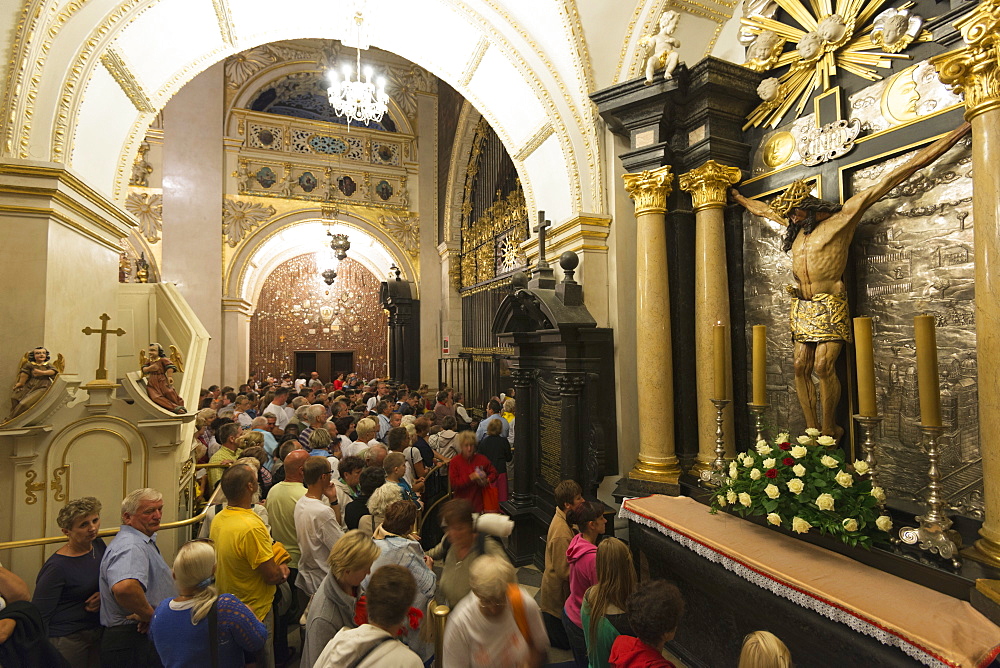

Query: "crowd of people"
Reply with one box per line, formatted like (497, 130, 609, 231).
(0, 373, 794, 668)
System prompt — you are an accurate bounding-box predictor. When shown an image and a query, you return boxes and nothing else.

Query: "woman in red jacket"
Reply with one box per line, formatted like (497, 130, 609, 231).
(448, 431, 497, 512)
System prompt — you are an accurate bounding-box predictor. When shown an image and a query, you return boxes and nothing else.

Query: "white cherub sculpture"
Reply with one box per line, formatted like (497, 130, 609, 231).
(641, 11, 682, 85)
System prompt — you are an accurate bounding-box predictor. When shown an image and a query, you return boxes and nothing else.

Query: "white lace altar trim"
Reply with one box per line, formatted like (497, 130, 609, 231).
(619, 504, 954, 668)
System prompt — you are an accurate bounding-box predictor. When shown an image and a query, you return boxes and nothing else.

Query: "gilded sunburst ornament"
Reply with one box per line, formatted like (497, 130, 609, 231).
(741, 0, 915, 129)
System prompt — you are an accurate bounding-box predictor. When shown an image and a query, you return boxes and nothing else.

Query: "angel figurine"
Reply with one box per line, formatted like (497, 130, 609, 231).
(140, 342, 186, 414)
(641, 11, 682, 85)
(8, 347, 64, 419)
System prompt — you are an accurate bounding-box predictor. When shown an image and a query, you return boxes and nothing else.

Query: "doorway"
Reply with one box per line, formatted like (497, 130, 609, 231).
(295, 350, 355, 384)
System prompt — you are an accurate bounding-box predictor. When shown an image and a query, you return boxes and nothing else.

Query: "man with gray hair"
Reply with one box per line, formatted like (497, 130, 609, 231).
(297, 404, 328, 448)
(365, 442, 388, 469)
(250, 415, 279, 466)
(99, 488, 174, 667)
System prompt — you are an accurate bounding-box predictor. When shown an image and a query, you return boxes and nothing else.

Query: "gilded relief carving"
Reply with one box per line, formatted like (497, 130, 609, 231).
(222, 199, 276, 248)
(125, 191, 163, 244)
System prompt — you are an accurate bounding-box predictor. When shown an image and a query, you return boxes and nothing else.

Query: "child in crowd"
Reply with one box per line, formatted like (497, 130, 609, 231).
(738, 630, 792, 668)
(609, 580, 685, 668)
(384, 452, 422, 507)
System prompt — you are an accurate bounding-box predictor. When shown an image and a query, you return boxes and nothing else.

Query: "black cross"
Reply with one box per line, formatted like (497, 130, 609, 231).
(534, 211, 551, 270)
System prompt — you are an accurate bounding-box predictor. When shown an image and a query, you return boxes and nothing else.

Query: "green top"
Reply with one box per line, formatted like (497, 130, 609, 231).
(581, 594, 632, 668)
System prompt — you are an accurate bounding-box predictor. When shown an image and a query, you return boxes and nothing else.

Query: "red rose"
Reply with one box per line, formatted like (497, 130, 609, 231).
(779, 442, 791, 451)
(782, 457, 795, 466)
(766, 468, 778, 478)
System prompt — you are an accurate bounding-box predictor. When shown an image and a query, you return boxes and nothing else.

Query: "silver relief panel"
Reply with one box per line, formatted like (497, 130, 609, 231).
(742, 138, 980, 518)
(850, 138, 979, 519)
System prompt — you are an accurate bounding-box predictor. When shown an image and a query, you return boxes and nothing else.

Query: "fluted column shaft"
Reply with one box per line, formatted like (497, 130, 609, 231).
(679, 161, 742, 472)
(623, 166, 680, 485)
(932, 0, 1000, 566)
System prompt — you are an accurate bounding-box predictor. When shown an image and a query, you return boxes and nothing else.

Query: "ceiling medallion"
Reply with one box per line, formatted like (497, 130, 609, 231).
(741, 0, 918, 129)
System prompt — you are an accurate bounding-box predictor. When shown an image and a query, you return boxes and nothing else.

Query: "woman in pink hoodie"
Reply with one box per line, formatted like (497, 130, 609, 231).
(562, 501, 607, 667)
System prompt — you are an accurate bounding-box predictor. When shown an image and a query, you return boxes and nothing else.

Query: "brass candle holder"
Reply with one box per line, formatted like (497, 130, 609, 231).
(852, 414, 884, 492)
(700, 398, 731, 488)
(748, 403, 768, 444)
(899, 424, 962, 568)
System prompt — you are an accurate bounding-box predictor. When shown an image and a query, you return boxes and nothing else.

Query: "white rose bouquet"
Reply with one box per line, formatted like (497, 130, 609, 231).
(709, 430, 891, 548)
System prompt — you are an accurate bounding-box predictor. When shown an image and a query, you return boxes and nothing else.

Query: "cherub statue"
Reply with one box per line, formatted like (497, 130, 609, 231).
(8, 347, 64, 420)
(139, 342, 186, 414)
(641, 10, 682, 85)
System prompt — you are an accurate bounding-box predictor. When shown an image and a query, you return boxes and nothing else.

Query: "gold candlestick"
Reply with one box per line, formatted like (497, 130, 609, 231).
(700, 398, 731, 488)
(899, 424, 962, 568)
(853, 317, 877, 417)
(914, 315, 942, 427)
(752, 325, 767, 406)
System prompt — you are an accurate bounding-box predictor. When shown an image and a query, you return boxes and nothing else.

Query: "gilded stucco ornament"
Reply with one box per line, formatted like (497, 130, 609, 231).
(741, 0, 910, 129)
(622, 166, 674, 215)
(678, 161, 743, 212)
(745, 30, 786, 72)
(222, 198, 276, 248)
(931, 0, 1000, 121)
(870, 7, 930, 54)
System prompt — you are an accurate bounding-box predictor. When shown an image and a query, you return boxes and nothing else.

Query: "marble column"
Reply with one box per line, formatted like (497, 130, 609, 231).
(679, 160, 742, 474)
(622, 166, 681, 490)
(221, 298, 252, 388)
(932, 0, 1000, 566)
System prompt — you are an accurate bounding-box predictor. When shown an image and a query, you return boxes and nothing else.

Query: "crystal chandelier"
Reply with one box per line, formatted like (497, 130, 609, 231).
(327, 8, 388, 127)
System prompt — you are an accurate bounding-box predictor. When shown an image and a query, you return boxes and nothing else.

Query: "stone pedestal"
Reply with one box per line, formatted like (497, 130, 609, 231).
(932, 0, 1000, 567)
(622, 166, 681, 492)
(679, 160, 742, 473)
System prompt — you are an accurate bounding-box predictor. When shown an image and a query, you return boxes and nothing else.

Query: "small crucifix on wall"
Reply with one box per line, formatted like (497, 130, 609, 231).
(82, 313, 126, 382)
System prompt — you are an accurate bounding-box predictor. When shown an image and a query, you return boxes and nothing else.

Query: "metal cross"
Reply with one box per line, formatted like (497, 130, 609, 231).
(82, 313, 126, 381)
(533, 211, 551, 269)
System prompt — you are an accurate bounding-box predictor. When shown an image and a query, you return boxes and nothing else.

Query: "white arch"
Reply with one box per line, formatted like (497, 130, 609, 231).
(226, 209, 417, 308)
(5, 0, 606, 226)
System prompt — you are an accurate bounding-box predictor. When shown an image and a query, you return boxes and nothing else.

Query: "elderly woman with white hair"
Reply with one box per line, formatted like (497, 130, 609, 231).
(443, 554, 549, 668)
(149, 540, 266, 667)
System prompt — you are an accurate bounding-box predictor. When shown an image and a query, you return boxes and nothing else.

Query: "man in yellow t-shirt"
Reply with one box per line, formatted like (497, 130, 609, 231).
(207, 422, 243, 489)
(211, 463, 288, 668)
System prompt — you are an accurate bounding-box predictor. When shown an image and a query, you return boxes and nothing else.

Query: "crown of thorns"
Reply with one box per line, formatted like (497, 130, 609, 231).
(770, 180, 812, 216)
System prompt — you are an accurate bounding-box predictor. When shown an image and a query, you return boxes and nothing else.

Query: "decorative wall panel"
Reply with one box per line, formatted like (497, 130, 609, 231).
(742, 138, 979, 518)
(249, 254, 387, 380)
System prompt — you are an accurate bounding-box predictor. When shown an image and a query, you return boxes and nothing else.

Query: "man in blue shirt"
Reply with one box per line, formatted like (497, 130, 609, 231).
(99, 488, 175, 667)
(476, 399, 510, 442)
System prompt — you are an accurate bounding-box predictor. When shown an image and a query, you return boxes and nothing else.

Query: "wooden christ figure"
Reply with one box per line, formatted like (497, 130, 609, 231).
(730, 122, 971, 440)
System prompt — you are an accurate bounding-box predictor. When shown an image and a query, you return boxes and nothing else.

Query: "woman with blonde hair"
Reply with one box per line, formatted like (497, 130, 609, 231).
(148, 539, 266, 667)
(300, 530, 381, 668)
(738, 630, 792, 668)
(581, 537, 635, 668)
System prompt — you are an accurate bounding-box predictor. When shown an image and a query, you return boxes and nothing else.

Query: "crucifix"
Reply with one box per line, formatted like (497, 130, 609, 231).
(82, 313, 126, 381)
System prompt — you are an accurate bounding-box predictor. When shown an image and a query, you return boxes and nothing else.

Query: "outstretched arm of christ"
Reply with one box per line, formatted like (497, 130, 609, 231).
(841, 122, 972, 222)
(730, 187, 787, 226)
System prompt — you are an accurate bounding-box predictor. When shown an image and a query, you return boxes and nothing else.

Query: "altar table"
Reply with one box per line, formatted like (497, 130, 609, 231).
(620, 495, 1000, 668)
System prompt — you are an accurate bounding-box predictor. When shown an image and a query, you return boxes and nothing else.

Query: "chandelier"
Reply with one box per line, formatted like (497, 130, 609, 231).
(327, 8, 388, 127)
(321, 232, 351, 285)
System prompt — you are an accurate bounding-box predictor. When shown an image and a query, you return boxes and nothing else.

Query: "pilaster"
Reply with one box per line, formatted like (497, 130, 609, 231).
(931, 0, 1000, 568)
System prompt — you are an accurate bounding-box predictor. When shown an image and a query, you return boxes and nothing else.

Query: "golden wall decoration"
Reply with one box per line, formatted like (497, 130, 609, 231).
(249, 255, 387, 380)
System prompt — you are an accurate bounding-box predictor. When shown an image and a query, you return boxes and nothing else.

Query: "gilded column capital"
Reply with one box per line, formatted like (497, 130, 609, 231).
(931, 0, 1000, 121)
(678, 160, 743, 212)
(623, 166, 674, 215)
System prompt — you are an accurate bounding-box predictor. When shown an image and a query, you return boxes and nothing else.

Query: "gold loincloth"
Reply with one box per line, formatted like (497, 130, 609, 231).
(787, 288, 853, 343)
